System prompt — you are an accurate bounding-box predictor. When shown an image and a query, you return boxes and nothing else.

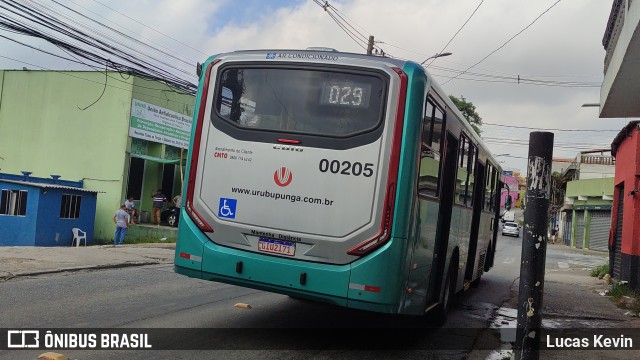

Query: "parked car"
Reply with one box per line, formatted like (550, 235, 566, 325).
(502, 221, 520, 237)
(161, 206, 180, 227)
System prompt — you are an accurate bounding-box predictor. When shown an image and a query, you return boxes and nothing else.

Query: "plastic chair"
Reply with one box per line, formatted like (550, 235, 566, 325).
(71, 228, 87, 247)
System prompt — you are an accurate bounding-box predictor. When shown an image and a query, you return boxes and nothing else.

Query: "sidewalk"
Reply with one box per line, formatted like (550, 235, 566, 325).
(471, 244, 640, 359)
(2, 241, 639, 358)
(0, 243, 175, 280)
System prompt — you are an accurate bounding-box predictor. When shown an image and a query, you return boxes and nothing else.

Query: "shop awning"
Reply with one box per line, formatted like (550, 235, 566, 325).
(131, 154, 185, 165)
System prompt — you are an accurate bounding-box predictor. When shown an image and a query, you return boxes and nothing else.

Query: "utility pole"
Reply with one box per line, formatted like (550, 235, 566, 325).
(515, 132, 554, 360)
(366, 35, 374, 55)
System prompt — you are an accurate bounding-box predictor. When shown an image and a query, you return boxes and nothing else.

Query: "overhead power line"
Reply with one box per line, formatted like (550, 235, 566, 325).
(313, 0, 388, 55)
(424, 0, 484, 68)
(88, 0, 206, 57)
(482, 122, 620, 132)
(0, 0, 197, 94)
(442, 0, 564, 86)
(0, 53, 193, 106)
(312, 0, 601, 89)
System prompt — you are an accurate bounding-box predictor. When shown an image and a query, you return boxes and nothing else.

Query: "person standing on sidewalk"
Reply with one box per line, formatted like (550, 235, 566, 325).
(112, 204, 130, 246)
(172, 193, 182, 219)
(151, 189, 167, 226)
(124, 195, 137, 224)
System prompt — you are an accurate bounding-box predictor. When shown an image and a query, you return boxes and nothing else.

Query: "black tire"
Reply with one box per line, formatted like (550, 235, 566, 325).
(470, 275, 481, 288)
(484, 244, 493, 273)
(167, 213, 178, 227)
(429, 264, 456, 326)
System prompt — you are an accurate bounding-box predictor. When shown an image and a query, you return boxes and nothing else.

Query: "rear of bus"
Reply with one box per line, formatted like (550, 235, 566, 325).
(175, 50, 409, 314)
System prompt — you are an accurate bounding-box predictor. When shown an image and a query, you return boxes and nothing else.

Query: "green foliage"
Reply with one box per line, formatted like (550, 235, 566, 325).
(607, 282, 640, 316)
(449, 95, 482, 135)
(609, 282, 635, 298)
(590, 264, 609, 278)
(550, 171, 565, 207)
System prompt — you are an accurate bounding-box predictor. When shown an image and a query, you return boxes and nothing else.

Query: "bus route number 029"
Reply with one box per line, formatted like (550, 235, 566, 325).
(318, 159, 374, 177)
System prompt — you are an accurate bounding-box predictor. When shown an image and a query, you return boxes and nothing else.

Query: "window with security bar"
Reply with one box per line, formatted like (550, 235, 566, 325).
(0, 189, 28, 216)
(60, 194, 82, 219)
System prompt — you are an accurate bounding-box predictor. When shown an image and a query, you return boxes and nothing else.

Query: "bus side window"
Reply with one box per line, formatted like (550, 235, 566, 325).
(484, 163, 494, 210)
(488, 167, 498, 211)
(456, 135, 477, 206)
(467, 143, 477, 206)
(457, 135, 468, 204)
(418, 98, 444, 197)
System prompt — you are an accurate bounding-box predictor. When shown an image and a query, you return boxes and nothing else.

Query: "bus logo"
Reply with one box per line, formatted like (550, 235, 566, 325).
(274, 167, 293, 187)
(266, 52, 277, 59)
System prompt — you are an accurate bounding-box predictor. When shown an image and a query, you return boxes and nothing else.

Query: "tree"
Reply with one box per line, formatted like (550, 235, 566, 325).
(550, 171, 565, 208)
(449, 95, 482, 135)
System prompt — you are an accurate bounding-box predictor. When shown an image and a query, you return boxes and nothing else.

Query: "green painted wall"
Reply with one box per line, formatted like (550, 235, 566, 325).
(566, 177, 614, 198)
(0, 70, 194, 240)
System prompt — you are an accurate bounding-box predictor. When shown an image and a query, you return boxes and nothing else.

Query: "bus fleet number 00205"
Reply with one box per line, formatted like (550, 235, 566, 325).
(318, 159, 374, 177)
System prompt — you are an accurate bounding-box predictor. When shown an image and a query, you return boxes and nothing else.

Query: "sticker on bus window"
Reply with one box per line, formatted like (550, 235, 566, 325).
(218, 197, 237, 219)
(220, 87, 233, 116)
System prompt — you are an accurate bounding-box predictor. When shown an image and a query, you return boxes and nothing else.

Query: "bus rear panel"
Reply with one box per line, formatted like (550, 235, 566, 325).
(175, 50, 409, 313)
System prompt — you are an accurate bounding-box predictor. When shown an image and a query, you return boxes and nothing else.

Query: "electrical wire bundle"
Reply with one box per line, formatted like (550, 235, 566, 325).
(0, 0, 198, 95)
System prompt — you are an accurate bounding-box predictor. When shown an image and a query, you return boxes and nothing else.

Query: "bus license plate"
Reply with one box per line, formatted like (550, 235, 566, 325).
(258, 237, 295, 256)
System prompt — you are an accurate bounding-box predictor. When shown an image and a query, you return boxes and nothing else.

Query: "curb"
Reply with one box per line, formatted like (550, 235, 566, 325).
(1, 261, 166, 281)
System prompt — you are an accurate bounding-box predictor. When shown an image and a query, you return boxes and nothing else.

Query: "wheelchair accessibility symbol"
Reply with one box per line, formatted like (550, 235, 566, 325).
(218, 198, 237, 219)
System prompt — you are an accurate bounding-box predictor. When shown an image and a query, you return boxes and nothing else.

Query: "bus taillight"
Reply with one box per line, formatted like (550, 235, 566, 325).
(347, 182, 395, 256)
(185, 200, 213, 233)
(347, 67, 407, 256)
(185, 59, 220, 233)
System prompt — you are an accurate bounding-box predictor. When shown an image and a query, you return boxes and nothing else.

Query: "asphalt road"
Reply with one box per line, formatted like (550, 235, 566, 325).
(0, 234, 606, 360)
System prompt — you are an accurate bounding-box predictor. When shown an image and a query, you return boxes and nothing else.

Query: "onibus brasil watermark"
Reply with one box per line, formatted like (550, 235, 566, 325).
(6, 330, 152, 349)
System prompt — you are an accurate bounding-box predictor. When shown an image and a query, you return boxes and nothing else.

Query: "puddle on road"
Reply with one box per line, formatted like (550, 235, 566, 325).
(481, 306, 624, 359)
(485, 349, 513, 360)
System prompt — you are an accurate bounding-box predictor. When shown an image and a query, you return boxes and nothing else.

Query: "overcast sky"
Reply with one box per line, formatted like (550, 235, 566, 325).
(0, 0, 628, 173)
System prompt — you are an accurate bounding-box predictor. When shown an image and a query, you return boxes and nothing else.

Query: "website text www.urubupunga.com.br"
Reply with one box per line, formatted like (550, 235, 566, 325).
(231, 187, 334, 206)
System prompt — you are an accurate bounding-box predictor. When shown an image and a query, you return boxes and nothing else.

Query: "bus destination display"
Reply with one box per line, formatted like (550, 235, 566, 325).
(320, 80, 372, 108)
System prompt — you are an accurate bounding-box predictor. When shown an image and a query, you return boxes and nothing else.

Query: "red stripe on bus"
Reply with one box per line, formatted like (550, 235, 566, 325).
(347, 67, 407, 256)
(185, 59, 220, 233)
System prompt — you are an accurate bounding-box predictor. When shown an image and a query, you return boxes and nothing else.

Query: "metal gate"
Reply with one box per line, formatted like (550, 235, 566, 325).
(613, 187, 624, 279)
(574, 211, 585, 249)
(589, 211, 611, 251)
(564, 212, 572, 246)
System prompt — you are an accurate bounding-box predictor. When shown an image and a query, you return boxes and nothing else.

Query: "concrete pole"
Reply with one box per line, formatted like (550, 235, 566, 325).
(366, 36, 374, 55)
(515, 132, 554, 359)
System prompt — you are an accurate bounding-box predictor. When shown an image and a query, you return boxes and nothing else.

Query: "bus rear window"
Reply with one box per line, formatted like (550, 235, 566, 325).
(214, 67, 386, 137)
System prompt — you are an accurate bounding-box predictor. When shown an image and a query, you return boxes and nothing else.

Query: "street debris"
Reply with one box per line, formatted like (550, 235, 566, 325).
(38, 353, 69, 360)
(234, 303, 252, 309)
(598, 289, 610, 296)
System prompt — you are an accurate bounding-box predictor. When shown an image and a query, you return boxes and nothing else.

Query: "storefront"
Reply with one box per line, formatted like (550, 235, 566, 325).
(0, 70, 195, 240)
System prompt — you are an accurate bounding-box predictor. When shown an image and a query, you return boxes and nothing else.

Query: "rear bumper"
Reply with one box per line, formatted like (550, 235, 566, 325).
(174, 212, 405, 314)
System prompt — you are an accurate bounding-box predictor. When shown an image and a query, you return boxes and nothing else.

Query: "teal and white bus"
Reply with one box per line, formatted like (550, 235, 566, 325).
(174, 49, 502, 322)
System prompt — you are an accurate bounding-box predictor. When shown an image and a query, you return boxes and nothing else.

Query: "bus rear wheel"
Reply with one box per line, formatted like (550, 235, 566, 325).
(429, 263, 456, 326)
